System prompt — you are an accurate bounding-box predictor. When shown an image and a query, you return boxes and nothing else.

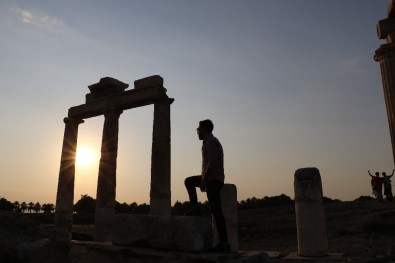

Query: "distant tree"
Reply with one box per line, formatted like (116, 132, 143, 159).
(33, 202, 41, 213)
(20, 202, 27, 213)
(42, 203, 55, 214)
(115, 201, 131, 213)
(0, 198, 15, 211)
(129, 202, 138, 213)
(135, 203, 150, 214)
(323, 196, 342, 204)
(28, 202, 34, 213)
(13, 201, 20, 213)
(354, 195, 375, 202)
(74, 194, 95, 214)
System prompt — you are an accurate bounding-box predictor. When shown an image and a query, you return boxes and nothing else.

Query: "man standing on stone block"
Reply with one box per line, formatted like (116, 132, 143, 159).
(184, 119, 230, 253)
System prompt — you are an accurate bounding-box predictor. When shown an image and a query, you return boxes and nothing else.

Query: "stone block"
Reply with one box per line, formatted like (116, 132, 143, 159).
(294, 167, 328, 257)
(388, 0, 395, 18)
(212, 183, 238, 252)
(377, 18, 395, 40)
(134, 75, 163, 89)
(112, 214, 213, 252)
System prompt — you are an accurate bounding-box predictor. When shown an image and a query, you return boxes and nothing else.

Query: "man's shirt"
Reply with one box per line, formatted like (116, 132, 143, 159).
(202, 133, 225, 183)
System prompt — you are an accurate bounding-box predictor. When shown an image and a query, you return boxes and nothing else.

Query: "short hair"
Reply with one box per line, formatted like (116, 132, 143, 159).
(199, 119, 214, 133)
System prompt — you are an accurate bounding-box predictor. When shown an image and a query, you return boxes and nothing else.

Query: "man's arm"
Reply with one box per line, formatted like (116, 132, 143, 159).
(368, 170, 373, 178)
(390, 169, 394, 178)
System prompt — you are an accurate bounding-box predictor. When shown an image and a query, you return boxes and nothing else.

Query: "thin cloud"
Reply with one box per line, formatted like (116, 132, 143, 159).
(9, 7, 64, 33)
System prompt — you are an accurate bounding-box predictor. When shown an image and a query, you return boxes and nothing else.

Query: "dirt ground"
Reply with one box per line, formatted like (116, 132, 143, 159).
(70, 200, 395, 257)
(238, 200, 395, 256)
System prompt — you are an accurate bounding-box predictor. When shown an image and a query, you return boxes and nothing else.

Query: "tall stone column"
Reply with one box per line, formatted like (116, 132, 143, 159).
(375, 1, 395, 164)
(94, 108, 123, 243)
(150, 98, 173, 215)
(54, 117, 84, 246)
(294, 167, 328, 257)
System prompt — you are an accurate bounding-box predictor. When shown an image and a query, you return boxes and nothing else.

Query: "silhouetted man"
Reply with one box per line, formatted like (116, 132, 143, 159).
(184, 119, 229, 252)
(368, 170, 383, 201)
(382, 170, 394, 200)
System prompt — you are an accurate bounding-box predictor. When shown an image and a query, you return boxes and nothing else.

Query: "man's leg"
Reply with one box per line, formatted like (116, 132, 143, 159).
(184, 176, 202, 215)
(207, 180, 229, 248)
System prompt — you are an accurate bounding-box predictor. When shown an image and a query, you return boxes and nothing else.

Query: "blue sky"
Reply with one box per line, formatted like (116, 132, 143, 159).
(0, 0, 391, 205)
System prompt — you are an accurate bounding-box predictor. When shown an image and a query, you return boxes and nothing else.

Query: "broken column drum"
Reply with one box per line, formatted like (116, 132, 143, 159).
(54, 75, 174, 245)
(375, 0, 395, 164)
(294, 167, 328, 257)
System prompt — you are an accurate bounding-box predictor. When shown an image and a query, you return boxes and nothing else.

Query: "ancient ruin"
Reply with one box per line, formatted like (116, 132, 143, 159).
(375, 0, 395, 164)
(54, 75, 174, 246)
(294, 168, 328, 257)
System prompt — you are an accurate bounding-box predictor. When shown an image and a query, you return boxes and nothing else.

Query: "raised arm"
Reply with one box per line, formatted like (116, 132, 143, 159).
(390, 169, 394, 178)
(368, 170, 374, 177)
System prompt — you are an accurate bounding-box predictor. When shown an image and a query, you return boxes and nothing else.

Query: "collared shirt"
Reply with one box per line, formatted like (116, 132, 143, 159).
(202, 133, 225, 183)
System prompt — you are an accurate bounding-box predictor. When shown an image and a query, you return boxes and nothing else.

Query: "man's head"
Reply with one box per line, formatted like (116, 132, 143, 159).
(375, 172, 380, 176)
(197, 119, 214, 140)
(382, 172, 387, 177)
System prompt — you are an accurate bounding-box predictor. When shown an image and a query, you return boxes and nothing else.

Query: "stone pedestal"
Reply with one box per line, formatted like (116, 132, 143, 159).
(54, 117, 83, 246)
(294, 168, 328, 257)
(212, 184, 238, 252)
(94, 109, 123, 243)
(112, 215, 213, 252)
(150, 99, 173, 215)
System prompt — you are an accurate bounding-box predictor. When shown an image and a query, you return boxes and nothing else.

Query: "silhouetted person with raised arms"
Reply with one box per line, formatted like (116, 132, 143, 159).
(368, 170, 383, 201)
(382, 170, 394, 200)
(184, 119, 230, 253)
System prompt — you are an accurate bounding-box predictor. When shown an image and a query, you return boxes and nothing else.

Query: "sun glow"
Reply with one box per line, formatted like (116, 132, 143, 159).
(76, 146, 97, 167)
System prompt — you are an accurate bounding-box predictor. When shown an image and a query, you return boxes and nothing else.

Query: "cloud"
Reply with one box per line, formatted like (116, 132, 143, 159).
(9, 7, 64, 33)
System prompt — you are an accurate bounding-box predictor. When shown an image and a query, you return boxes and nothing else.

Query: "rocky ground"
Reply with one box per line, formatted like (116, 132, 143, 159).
(238, 200, 395, 260)
(3, 199, 395, 262)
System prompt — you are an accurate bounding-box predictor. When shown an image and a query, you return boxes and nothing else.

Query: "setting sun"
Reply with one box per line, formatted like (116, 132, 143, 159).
(76, 146, 97, 167)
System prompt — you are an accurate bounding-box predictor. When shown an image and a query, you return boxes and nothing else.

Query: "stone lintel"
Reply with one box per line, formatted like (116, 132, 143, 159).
(389, 0, 395, 18)
(377, 18, 395, 40)
(69, 86, 172, 119)
(134, 75, 164, 89)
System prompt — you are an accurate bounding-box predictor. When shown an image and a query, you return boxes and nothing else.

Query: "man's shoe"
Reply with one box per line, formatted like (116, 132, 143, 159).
(207, 243, 231, 253)
(184, 206, 202, 216)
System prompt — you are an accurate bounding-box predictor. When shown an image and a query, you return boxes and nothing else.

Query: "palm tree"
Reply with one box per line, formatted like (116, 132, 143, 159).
(42, 203, 55, 214)
(33, 202, 41, 213)
(28, 202, 34, 213)
(13, 201, 20, 213)
(20, 202, 27, 213)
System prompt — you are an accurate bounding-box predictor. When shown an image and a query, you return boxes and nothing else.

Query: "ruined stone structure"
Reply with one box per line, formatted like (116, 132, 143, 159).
(54, 76, 174, 246)
(294, 168, 328, 257)
(375, 0, 395, 164)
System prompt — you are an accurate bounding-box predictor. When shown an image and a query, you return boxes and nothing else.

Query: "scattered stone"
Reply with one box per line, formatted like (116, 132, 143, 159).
(112, 214, 213, 252)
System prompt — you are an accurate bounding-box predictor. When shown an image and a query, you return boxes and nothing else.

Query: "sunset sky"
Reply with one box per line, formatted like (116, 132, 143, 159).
(0, 0, 392, 205)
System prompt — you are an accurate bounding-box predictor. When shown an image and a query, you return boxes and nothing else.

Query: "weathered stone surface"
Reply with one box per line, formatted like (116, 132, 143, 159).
(212, 184, 238, 252)
(0, 211, 52, 262)
(377, 18, 395, 40)
(86, 77, 129, 103)
(294, 167, 328, 257)
(134, 75, 164, 89)
(388, 0, 395, 18)
(88, 77, 129, 94)
(112, 214, 213, 252)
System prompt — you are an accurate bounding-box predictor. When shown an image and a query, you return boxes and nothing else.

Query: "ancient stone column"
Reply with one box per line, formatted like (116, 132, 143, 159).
(94, 108, 123, 243)
(294, 167, 328, 257)
(54, 117, 84, 246)
(150, 98, 173, 215)
(375, 0, 395, 165)
(212, 184, 238, 252)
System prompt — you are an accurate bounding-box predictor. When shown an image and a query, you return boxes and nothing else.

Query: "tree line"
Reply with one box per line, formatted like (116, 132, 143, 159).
(0, 193, 347, 215)
(0, 198, 55, 214)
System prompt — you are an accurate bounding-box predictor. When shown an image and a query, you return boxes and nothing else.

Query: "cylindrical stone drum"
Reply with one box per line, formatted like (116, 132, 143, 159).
(294, 167, 328, 257)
